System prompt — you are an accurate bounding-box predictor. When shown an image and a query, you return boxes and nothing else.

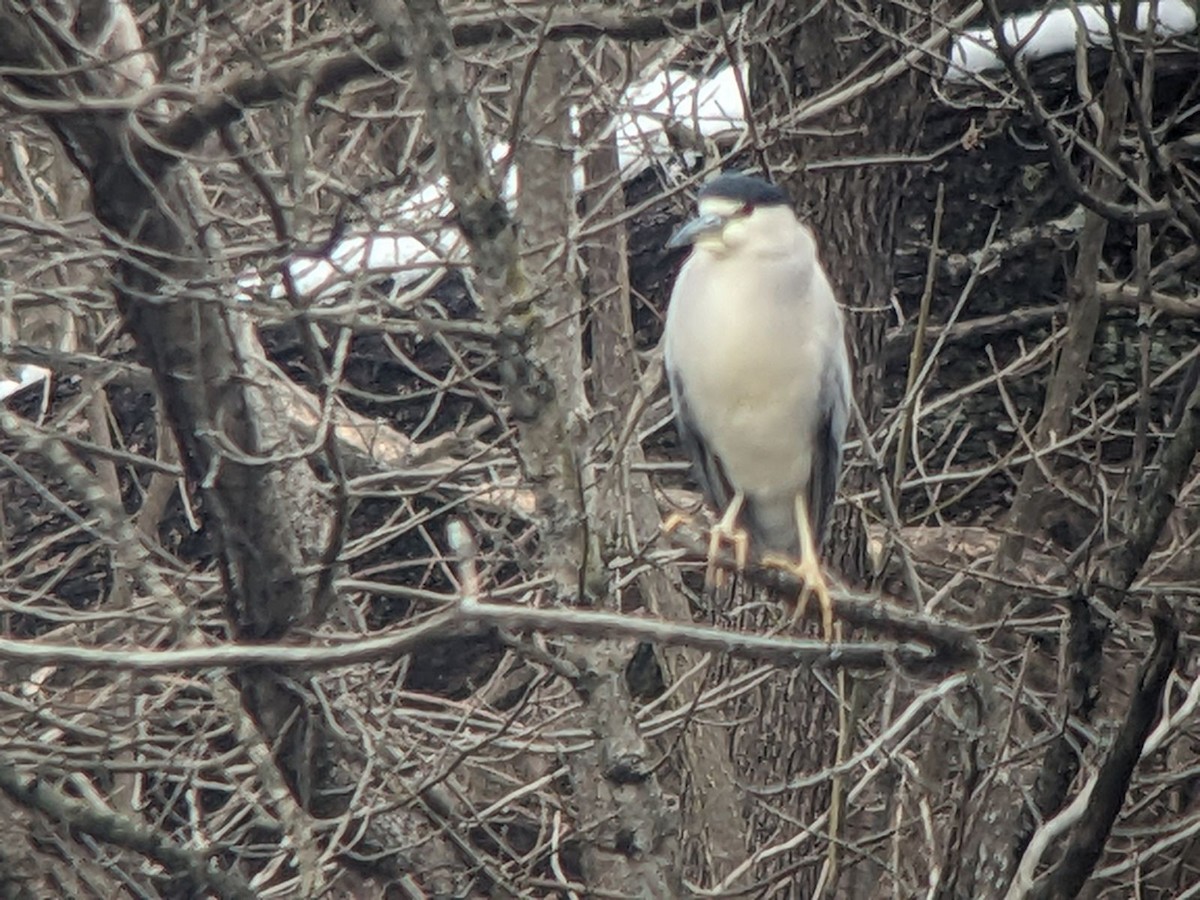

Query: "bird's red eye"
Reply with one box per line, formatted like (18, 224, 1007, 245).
(737, 202, 754, 217)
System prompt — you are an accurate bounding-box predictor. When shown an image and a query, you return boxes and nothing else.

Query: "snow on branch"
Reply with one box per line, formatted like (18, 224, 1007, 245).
(234, 65, 746, 308)
(946, 0, 1196, 82)
(609, 63, 747, 175)
(237, 0, 1197, 313)
(0, 363, 50, 401)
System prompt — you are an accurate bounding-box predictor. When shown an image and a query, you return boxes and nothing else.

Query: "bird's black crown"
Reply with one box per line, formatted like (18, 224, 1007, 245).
(698, 173, 789, 207)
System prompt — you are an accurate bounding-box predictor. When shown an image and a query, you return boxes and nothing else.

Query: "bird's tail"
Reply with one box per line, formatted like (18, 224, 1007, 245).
(742, 494, 801, 558)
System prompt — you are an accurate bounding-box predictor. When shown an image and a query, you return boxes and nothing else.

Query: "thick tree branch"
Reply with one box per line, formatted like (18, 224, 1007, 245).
(1105, 374, 1200, 593)
(0, 2, 332, 639)
(157, 0, 751, 162)
(1020, 609, 1178, 900)
(0, 759, 257, 900)
(383, 0, 682, 891)
(991, 0, 1139, 575)
(0, 588, 978, 675)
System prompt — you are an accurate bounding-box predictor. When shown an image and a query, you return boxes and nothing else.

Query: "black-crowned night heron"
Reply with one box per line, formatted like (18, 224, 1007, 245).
(663, 173, 851, 637)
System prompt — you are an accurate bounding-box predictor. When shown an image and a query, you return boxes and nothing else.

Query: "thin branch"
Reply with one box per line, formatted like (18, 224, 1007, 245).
(1106, 368, 1200, 593)
(980, 0, 1170, 226)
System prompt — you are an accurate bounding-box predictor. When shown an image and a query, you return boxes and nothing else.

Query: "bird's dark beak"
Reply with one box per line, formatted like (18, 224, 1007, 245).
(667, 212, 726, 249)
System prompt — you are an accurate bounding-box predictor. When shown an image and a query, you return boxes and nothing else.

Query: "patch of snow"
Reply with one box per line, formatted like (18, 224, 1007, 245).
(239, 68, 747, 305)
(238, 146, 516, 305)
(0, 364, 50, 402)
(947, 0, 1197, 82)
(612, 64, 747, 175)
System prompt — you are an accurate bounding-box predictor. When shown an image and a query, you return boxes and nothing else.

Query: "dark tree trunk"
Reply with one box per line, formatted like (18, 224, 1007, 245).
(750, 3, 943, 895)
(752, 0, 933, 586)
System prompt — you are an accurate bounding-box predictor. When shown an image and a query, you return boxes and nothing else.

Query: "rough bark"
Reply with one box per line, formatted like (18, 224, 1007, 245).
(993, 0, 1139, 580)
(2, 0, 1196, 895)
(968, 2, 1143, 893)
(750, 1, 939, 893)
(580, 49, 749, 882)
(0, 4, 428, 890)
(0, 4, 342, 824)
(0, 1, 332, 641)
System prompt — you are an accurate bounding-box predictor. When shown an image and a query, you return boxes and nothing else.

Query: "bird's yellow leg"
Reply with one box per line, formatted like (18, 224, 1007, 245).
(705, 491, 749, 588)
(764, 502, 846, 884)
(762, 495, 835, 641)
(761, 499, 848, 879)
(661, 511, 690, 534)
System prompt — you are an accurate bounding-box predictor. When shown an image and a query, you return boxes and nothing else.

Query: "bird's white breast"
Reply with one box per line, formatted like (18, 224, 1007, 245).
(665, 236, 843, 501)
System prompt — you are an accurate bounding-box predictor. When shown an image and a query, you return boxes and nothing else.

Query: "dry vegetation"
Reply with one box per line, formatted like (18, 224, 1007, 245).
(0, 0, 1198, 897)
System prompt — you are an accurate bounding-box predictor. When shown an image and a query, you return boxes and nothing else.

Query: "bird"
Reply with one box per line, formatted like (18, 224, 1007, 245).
(663, 172, 851, 638)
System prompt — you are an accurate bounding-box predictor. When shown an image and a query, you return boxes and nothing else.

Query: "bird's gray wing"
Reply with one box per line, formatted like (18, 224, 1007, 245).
(806, 347, 850, 545)
(666, 365, 735, 514)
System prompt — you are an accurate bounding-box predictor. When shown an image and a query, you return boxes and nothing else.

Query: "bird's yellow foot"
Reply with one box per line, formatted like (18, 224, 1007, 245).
(662, 509, 747, 587)
(705, 517, 750, 589)
(662, 511, 691, 535)
(762, 551, 836, 641)
(701, 493, 748, 588)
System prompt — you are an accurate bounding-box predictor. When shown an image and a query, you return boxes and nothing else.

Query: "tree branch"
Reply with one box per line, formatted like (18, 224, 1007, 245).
(1023, 608, 1179, 900)
(0, 759, 257, 900)
(979, 0, 1170, 226)
(1105, 373, 1200, 594)
(0, 587, 977, 679)
(157, 0, 752, 162)
(379, 0, 683, 890)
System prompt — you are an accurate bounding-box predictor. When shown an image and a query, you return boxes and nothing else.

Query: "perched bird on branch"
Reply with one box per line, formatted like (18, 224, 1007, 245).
(663, 172, 851, 637)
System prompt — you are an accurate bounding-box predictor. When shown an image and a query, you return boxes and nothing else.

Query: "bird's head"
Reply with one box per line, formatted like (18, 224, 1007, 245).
(667, 173, 796, 257)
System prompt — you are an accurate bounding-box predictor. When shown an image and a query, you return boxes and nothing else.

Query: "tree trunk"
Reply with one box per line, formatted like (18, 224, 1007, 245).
(752, 2, 941, 894)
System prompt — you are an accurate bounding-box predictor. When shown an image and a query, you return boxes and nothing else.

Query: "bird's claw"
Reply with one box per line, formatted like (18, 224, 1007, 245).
(705, 519, 750, 589)
(763, 552, 836, 642)
(703, 494, 749, 588)
(662, 511, 691, 536)
(662, 508, 748, 588)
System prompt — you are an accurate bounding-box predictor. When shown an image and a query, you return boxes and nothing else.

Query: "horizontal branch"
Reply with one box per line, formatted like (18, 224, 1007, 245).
(457, 594, 977, 675)
(0, 583, 977, 676)
(666, 522, 980, 673)
(883, 284, 1200, 363)
(0, 611, 456, 671)
(156, 0, 752, 159)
